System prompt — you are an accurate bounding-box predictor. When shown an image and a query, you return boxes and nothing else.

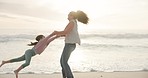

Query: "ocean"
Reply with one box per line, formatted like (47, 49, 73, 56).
(0, 29, 148, 74)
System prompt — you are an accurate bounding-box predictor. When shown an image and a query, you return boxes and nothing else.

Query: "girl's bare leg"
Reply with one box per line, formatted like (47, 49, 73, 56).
(14, 66, 23, 78)
(0, 60, 11, 67)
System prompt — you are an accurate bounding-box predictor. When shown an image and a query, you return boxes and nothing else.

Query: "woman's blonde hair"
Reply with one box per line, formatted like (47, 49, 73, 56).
(70, 10, 89, 24)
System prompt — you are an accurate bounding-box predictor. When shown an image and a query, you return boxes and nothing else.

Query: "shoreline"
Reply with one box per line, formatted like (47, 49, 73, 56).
(0, 71, 148, 78)
(0, 70, 148, 74)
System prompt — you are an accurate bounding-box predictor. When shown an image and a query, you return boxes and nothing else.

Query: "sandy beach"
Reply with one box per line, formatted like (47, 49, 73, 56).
(0, 72, 148, 78)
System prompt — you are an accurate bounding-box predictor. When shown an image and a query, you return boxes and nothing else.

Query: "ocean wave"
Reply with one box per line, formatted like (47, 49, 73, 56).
(82, 43, 148, 49)
(81, 33, 148, 39)
(0, 34, 35, 43)
(0, 33, 148, 43)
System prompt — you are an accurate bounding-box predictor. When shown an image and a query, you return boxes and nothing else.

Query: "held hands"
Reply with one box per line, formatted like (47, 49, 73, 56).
(53, 31, 65, 37)
(50, 31, 57, 36)
(53, 31, 58, 34)
(49, 31, 59, 38)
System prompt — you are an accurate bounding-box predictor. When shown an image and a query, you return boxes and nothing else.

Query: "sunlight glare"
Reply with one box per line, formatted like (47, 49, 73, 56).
(37, 0, 118, 30)
(43, 0, 105, 18)
(70, 50, 85, 64)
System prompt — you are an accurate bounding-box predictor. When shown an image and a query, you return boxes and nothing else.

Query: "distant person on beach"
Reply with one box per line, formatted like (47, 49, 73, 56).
(0, 32, 58, 78)
(54, 10, 89, 78)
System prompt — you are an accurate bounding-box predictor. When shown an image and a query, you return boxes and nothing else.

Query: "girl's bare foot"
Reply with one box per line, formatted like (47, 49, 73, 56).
(14, 70, 18, 78)
(0, 61, 5, 67)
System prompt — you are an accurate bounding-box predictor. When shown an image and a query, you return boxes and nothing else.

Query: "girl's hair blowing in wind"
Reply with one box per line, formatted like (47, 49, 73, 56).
(28, 35, 44, 46)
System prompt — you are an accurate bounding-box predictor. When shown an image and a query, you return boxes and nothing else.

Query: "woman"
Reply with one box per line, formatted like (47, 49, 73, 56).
(54, 10, 89, 78)
(0, 32, 58, 78)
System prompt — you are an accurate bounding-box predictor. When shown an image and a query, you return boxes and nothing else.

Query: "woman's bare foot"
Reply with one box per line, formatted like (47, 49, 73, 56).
(14, 70, 18, 78)
(0, 61, 5, 67)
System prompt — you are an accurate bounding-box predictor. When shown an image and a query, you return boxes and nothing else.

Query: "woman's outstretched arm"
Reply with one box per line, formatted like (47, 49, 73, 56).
(54, 21, 74, 37)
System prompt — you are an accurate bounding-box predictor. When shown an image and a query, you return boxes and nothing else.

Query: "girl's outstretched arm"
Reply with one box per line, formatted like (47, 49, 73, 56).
(46, 35, 60, 45)
(42, 31, 57, 43)
(46, 31, 57, 39)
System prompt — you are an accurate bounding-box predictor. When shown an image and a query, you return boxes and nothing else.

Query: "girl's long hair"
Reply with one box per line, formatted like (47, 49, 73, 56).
(28, 35, 44, 46)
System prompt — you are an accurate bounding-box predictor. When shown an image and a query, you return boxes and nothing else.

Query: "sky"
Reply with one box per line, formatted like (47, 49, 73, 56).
(0, 0, 148, 32)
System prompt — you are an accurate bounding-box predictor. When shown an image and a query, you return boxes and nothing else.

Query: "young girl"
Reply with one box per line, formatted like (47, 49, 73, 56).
(0, 32, 58, 78)
(54, 10, 89, 78)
